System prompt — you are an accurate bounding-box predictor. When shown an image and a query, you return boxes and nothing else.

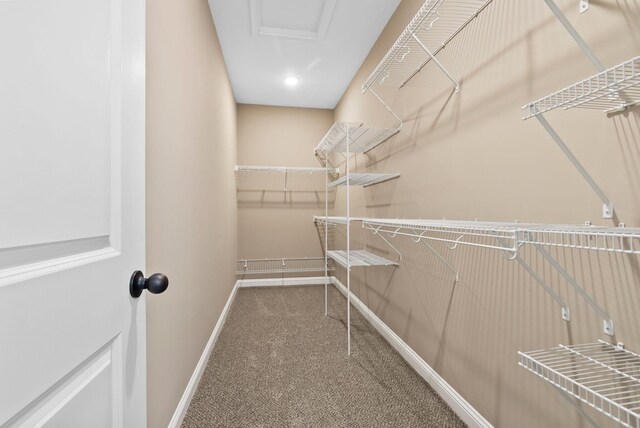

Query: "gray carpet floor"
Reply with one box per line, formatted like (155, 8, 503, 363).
(181, 285, 466, 428)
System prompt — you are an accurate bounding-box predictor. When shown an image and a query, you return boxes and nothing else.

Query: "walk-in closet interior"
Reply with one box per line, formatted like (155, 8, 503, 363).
(148, 0, 640, 426)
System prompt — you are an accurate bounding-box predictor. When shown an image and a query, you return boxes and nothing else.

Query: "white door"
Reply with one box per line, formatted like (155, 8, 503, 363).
(0, 0, 149, 426)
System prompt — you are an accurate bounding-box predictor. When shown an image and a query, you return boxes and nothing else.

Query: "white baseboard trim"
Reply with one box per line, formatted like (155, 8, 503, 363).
(331, 277, 492, 428)
(168, 280, 240, 428)
(237, 276, 329, 288)
(168, 276, 491, 428)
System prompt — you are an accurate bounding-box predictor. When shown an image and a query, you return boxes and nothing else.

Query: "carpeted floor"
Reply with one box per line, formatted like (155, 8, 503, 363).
(181, 285, 466, 428)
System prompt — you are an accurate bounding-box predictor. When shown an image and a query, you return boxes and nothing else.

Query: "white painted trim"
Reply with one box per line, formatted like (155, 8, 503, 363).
(237, 276, 329, 288)
(0, 247, 120, 288)
(168, 280, 240, 428)
(248, 0, 337, 41)
(331, 277, 493, 428)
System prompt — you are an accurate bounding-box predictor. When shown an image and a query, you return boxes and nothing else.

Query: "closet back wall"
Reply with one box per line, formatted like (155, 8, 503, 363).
(237, 105, 334, 260)
(333, 0, 640, 427)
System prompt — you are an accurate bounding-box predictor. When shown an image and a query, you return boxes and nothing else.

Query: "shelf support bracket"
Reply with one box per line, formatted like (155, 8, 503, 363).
(498, 238, 570, 320)
(411, 33, 460, 93)
(371, 229, 403, 263)
(579, 0, 589, 14)
(533, 111, 614, 219)
(543, 0, 604, 72)
(533, 243, 614, 335)
(368, 87, 403, 131)
(555, 388, 599, 428)
(423, 240, 460, 283)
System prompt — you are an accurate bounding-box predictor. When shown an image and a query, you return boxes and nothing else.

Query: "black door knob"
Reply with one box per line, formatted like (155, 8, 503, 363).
(130, 271, 169, 298)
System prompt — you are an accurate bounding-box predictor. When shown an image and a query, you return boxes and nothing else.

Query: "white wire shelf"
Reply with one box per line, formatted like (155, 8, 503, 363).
(328, 173, 400, 188)
(234, 165, 338, 192)
(523, 56, 640, 119)
(362, 0, 493, 92)
(236, 258, 334, 276)
(327, 250, 398, 269)
(360, 218, 640, 255)
(313, 216, 364, 226)
(314, 122, 400, 156)
(519, 341, 640, 428)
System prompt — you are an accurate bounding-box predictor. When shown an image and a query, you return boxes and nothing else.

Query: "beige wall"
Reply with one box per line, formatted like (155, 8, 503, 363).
(333, 0, 640, 427)
(146, 1, 237, 427)
(237, 104, 334, 260)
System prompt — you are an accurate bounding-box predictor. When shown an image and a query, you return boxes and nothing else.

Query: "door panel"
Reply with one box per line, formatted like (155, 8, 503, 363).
(6, 339, 121, 428)
(0, 0, 146, 425)
(0, 0, 114, 251)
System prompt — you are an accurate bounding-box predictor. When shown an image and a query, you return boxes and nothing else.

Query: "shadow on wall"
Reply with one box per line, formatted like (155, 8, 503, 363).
(237, 190, 337, 209)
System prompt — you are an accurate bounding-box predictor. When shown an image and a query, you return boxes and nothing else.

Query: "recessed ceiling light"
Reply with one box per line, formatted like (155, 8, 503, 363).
(283, 75, 300, 87)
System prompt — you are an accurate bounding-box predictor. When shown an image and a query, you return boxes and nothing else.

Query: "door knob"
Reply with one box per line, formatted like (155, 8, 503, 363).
(130, 271, 169, 298)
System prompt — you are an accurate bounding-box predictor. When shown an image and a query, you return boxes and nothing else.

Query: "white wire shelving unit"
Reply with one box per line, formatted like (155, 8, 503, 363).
(236, 258, 334, 276)
(328, 173, 401, 188)
(314, 215, 363, 226)
(235, 165, 339, 192)
(314, 122, 400, 168)
(361, 219, 640, 256)
(519, 341, 640, 428)
(359, 0, 493, 134)
(523, 56, 640, 118)
(359, 217, 640, 336)
(316, 124, 401, 356)
(362, 0, 493, 93)
(327, 250, 398, 269)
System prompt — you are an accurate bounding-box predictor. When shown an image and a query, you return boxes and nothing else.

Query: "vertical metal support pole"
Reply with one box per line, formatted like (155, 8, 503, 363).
(346, 126, 351, 356)
(324, 145, 328, 317)
(542, 0, 604, 72)
(533, 243, 614, 335)
(411, 34, 460, 92)
(534, 113, 613, 219)
(284, 170, 289, 192)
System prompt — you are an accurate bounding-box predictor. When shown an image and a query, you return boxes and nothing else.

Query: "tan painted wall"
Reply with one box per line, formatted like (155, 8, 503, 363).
(333, 0, 640, 427)
(237, 104, 334, 261)
(145, 1, 237, 427)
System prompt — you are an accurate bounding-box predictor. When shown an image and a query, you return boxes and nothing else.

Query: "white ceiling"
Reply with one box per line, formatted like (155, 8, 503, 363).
(208, 0, 401, 109)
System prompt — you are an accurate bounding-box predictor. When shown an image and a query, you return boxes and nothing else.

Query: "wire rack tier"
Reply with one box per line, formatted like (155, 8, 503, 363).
(360, 218, 640, 255)
(362, 0, 493, 92)
(313, 216, 365, 227)
(523, 56, 640, 119)
(327, 250, 398, 269)
(235, 165, 339, 192)
(236, 258, 334, 276)
(328, 173, 400, 188)
(519, 341, 640, 428)
(314, 122, 400, 156)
